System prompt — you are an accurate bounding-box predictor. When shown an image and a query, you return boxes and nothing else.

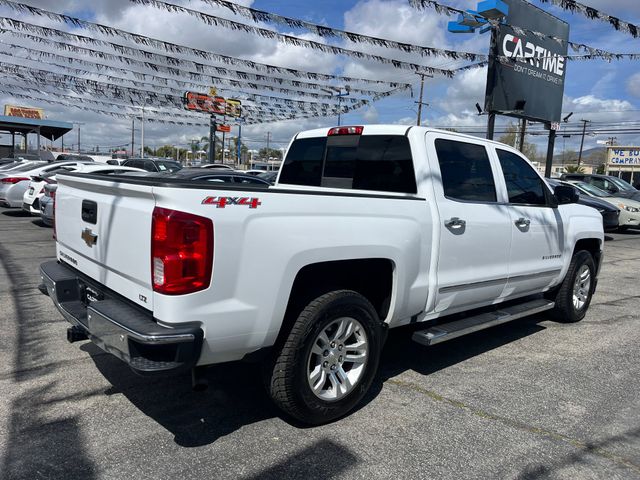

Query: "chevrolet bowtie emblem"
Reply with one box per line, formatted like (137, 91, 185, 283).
(81, 228, 98, 247)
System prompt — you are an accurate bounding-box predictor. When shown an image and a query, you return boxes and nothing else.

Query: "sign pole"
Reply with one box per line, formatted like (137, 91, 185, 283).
(545, 125, 556, 178)
(208, 114, 216, 164)
(487, 113, 496, 140)
(221, 116, 226, 164)
(237, 122, 242, 167)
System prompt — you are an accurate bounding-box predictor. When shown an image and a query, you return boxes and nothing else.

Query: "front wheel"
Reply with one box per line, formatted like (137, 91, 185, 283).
(550, 250, 596, 323)
(267, 290, 384, 425)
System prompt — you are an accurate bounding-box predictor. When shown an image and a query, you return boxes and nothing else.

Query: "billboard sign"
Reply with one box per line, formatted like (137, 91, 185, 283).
(225, 98, 242, 118)
(216, 124, 231, 133)
(485, 0, 569, 123)
(4, 104, 44, 119)
(608, 147, 640, 166)
(184, 92, 226, 115)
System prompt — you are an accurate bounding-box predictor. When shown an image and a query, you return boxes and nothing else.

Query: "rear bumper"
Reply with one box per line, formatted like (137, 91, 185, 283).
(39, 260, 203, 375)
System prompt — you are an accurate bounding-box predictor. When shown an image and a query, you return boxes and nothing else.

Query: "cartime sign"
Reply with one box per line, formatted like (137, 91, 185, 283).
(485, 0, 569, 123)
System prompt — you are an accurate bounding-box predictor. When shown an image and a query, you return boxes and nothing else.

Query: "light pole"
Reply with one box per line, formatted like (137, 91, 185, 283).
(322, 86, 351, 126)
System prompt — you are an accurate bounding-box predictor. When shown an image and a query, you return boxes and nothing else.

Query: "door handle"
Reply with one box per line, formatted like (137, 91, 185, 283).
(515, 217, 531, 228)
(445, 217, 466, 229)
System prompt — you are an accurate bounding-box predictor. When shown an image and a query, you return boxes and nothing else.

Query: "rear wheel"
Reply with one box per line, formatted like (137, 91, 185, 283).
(267, 290, 384, 425)
(550, 250, 596, 323)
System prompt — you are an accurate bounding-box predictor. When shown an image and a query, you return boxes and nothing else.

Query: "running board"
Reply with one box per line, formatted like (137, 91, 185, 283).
(412, 299, 555, 347)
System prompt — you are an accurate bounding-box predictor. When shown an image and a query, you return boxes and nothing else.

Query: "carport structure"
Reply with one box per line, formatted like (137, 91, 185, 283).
(0, 115, 73, 157)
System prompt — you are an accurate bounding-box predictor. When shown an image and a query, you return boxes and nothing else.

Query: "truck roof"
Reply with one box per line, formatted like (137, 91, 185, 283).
(294, 125, 505, 148)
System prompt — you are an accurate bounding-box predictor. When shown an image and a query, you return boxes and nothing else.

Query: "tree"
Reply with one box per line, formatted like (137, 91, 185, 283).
(564, 165, 585, 173)
(258, 147, 282, 160)
(143, 146, 155, 156)
(155, 145, 178, 158)
(497, 123, 538, 160)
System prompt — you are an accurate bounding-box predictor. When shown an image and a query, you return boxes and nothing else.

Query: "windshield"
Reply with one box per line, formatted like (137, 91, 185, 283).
(607, 176, 636, 191)
(156, 161, 182, 172)
(570, 181, 611, 198)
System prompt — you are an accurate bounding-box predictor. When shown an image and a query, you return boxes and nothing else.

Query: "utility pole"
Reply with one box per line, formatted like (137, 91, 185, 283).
(131, 118, 135, 157)
(517, 119, 527, 153)
(415, 73, 433, 126)
(73, 122, 85, 154)
(266, 131, 271, 158)
(577, 119, 591, 166)
(140, 104, 145, 158)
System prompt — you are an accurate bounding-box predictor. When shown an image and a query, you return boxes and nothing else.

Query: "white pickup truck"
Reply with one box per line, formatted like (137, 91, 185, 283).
(40, 125, 604, 424)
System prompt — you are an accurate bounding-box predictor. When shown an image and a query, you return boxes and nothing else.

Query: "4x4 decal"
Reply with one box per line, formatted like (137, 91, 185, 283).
(202, 196, 261, 209)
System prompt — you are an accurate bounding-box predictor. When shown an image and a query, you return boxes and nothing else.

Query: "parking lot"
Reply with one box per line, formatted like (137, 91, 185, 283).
(0, 207, 639, 480)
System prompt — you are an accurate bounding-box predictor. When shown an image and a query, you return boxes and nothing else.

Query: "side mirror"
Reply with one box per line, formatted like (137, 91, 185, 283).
(555, 185, 579, 205)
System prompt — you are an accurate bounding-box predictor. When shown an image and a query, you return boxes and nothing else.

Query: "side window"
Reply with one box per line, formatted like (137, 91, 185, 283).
(434, 139, 497, 202)
(496, 149, 548, 205)
(144, 161, 157, 172)
(279, 137, 327, 186)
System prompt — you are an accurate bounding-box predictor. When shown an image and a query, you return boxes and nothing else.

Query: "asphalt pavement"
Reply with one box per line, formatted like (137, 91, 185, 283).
(0, 207, 639, 480)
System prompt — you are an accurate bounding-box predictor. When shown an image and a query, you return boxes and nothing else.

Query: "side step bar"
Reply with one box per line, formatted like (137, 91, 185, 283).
(412, 299, 555, 347)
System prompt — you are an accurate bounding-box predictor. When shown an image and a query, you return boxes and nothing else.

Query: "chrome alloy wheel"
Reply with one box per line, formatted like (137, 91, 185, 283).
(307, 317, 368, 402)
(572, 264, 591, 310)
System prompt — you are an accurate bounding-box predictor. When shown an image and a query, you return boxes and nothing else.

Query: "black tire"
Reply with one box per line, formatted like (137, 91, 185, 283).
(550, 250, 596, 323)
(267, 290, 384, 425)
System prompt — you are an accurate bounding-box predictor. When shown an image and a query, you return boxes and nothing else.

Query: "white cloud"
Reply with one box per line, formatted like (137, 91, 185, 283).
(362, 105, 379, 123)
(627, 73, 640, 98)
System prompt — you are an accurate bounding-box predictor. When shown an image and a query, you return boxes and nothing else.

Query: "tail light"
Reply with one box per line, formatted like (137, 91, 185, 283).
(151, 207, 213, 295)
(1, 177, 29, 184)
(328, 126, 363, 136)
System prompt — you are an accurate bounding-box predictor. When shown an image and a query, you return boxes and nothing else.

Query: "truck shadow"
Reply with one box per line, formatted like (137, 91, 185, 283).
(84, 314, 547, 448)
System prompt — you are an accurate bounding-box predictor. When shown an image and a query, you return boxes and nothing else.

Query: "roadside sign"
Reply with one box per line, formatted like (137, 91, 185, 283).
(216, 124, 231, 133)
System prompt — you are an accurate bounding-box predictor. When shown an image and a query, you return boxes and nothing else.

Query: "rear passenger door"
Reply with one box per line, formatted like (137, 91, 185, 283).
(426, 133, 512, 313)
(493, 148, 563, 297)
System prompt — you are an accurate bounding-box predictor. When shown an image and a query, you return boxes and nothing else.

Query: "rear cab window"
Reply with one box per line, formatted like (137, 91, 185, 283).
(279, 133, 417, 194)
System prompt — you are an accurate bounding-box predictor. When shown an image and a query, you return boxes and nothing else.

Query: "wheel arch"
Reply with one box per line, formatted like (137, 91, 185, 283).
(274, 258, 394, 350)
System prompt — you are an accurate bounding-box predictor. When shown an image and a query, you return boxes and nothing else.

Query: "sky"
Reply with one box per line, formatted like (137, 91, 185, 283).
(0, 0, 638, 159)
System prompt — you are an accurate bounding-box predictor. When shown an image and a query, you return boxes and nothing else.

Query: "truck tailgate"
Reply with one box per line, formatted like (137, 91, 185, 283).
(55, 174, 155, 310)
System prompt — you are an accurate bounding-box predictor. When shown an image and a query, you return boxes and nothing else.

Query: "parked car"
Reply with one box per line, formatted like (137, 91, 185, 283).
(0, 161, 94, 208)
(122, 158, 182, 173)
(156, 168, 271, 185)
(565, 180, 640, 230)
(561, 173, 640, 202)
(38, 164, 145, 226)
(0, 160, 46, 171)
(546, 179, 619, 232)
(257, 171, 279, 184)
(55, 154, 95, 162)
(198, 164, 235, 170)
(41, 125, 603, 424)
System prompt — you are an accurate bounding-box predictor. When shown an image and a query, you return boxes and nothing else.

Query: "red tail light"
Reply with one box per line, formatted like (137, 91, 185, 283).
(1, 177, 29, 184)
(328, 126, 363, 136)
(151, 207, 213, 295)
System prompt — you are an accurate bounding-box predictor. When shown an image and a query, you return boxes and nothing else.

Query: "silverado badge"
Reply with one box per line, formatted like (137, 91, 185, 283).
(81, 228, 98, 247)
